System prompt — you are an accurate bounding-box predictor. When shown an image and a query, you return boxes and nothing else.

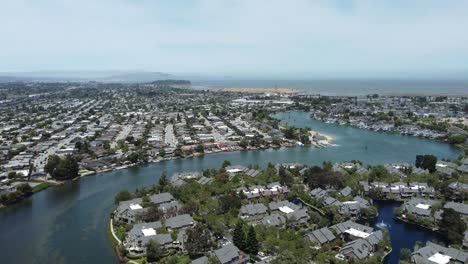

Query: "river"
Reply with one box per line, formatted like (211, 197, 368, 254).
(0, 111, 462, 264)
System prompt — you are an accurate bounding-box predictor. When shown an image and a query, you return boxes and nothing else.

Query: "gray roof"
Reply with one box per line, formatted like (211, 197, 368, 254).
(214, 244, 242, 264)
(125, 221, 172, 249)
(190, 256, 208, 264)
(307, 227, 336, 245)
(197, 176, 212, 185)
(239, 203, 267, 216)
(340, 186, 352, 197)
(165, 214, 195, 229)
(331, 220, 374, 236)
(403, 198, 438, 217)
(149, 192, 174, 205)
(444, 201, 468, 215)
(261, 213, 286, 227)
(268, 200, 300, 211)
(412, 241, 468, 264)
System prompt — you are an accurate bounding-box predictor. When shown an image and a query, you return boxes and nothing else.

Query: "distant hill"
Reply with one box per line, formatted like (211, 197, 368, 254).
(0, 71, 176, 83)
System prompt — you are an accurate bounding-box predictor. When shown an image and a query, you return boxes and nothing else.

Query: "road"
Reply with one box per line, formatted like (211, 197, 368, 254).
(202, 116, 226, 142)
(111, 124, 133, 149)
(164, 123, 177, 148)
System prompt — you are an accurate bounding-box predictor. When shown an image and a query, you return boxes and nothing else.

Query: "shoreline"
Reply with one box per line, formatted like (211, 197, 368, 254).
(215, 87, 302, 94)
(309, 129, 335, 142)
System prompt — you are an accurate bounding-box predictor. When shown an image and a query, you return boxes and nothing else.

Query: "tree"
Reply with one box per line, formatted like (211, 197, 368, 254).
(222, 160, 231, 168)
(158, 171, 168, 187)
(279, 166, 293, 186)
(7, 171, 16, 179)
(139, 205, 162, 222)
(415, 154, 437, 173)
(245, 225, 259, 254)
(127, 152, 140, 163)
(233, 222, 246, 250)
(195, 144, 205, 153)
(400, 248, 412, 262)
(239, 139, 249, 149)
(114, 190, 133, 204)
(186, 224, 211, 256)
(146, 239, 162, 262)
(17, 183, 32, 195)
(439, 208, 466, 244)
(45, 155, 79, 180)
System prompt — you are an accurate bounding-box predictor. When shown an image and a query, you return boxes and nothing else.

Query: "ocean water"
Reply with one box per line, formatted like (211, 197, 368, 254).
(193, 79, 468, 96)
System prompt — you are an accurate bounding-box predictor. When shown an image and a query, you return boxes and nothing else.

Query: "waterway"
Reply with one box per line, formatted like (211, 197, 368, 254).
(373, 201, 444, 264)
(0, 111, 462, 264)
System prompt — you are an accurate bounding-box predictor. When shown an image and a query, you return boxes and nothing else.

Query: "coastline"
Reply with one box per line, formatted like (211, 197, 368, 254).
(309, 129, 335, 142)
(215, 87, 302, 94)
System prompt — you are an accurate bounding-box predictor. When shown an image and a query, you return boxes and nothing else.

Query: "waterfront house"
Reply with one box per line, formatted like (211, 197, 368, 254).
(149, 192, 175, 205)
(444, 201, 468, 216)
(124, 221, 173, 256)
(412, 241, 468, 264)
(339, 230, 383, 261)
(401, 198, 439, 219)
(114, 198, 146, 224)
(330, 220, 374, 241)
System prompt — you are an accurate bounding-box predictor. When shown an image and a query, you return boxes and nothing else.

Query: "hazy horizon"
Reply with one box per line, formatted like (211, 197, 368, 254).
(2, 1, 468, 79)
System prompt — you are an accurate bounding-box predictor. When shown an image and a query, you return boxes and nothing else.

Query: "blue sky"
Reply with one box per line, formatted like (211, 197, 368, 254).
(1, 0, 468, 79)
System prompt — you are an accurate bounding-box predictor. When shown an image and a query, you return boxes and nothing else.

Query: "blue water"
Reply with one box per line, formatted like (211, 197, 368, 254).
(374, 201, 443, 264)
(0, 112, 461, 263)
(194, 79, 468, 96)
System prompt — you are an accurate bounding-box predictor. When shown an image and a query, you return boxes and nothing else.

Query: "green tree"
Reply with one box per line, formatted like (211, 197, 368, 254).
(245, 225, 259, 254)
(399, 248, 412, 262)
(146, 239, 162, 262)
(185, 224, 211, 257)
(17, 183, 32, 195)
(222, 160, 231, 168)
(127, 152, 140, 163)
(195, 144, 205, 153)
(114, 190, 133, 204)
(233, 222, 246, 250)
(439, 208, 466, 244)
(158, 171, 168, 187)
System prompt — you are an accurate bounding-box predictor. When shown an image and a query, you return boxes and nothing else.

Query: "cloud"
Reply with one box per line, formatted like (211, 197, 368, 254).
(1, 0, 467, 78)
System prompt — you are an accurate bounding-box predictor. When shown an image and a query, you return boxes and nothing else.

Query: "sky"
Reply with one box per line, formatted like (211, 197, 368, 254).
(1, 0, 468, 79)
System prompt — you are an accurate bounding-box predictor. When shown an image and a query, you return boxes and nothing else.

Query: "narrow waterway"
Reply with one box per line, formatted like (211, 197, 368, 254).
(0, 111, 461, 264)
(374, 201, 444, 264)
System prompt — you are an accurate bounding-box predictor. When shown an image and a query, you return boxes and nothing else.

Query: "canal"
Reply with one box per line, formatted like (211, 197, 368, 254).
(0, 112, 461, 264)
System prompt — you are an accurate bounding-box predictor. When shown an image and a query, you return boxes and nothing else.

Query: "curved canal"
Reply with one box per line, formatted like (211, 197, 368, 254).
(0, 112, 461, 264)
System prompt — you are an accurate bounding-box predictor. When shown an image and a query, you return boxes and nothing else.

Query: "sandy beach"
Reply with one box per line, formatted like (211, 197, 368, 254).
(216, 87, 302, 94)
(310, 130, 335, 142)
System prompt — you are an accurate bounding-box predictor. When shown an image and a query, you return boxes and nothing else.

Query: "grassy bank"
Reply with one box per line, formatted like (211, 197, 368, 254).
(32, 182, 51, 193)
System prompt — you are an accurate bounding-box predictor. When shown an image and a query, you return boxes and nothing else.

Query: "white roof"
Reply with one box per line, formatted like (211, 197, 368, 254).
(415, 203, 431, 210)
(344, 228, 370, 238)
(278, 206, 295, 214)
(141, 228, 156, 237)
(342, 201, 358, 204)
(436, 164, 448, 168)
(227, 168, 243, 173)
(428, 253, 451, 264)
(129, 203, 143, 210)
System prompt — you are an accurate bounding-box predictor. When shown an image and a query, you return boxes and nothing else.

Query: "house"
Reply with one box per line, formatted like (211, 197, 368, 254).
(150, 192, 175, 205)
(306, 227, 336, 246)
(239, 203, 268, 222)
(268, 200, 310, 225)
(339, 230, 383, 260)
(261, 213, 286, 227)
(331, 220, 374, 241)
(124, 221, 173, 256)
(165, 214, 195, 230)
(114, 198, 147, 224)
(412, 241, 468, 264)
(214, 244, 249, 264)
(444, 201, 468, 216)
(402, 198, 439, 218)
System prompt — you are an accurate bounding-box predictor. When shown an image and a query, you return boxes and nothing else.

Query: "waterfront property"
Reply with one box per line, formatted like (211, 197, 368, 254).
(412, 241, 468, 264)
